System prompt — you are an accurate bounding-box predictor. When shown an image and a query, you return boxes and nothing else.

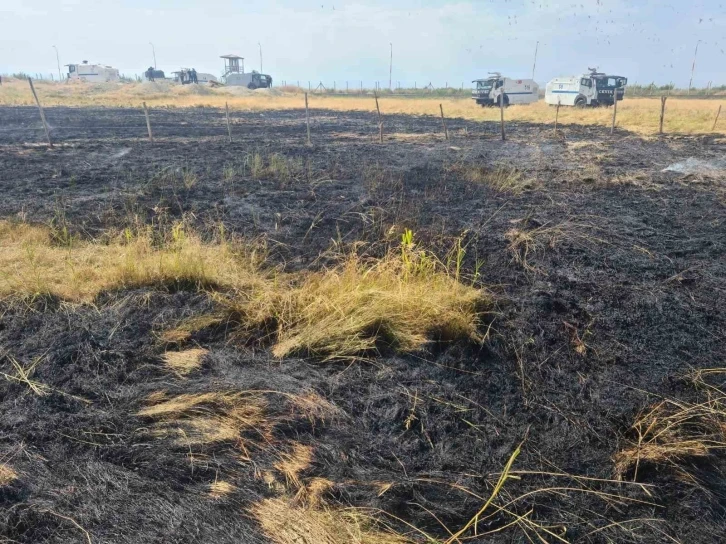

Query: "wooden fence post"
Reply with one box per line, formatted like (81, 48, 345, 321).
(374, 92, 383, 143)
(305, 92, 311, 145)
(659, 96, 667, 135)
(554, 100, 561, 134)
(28, 78, 53, 147)
(499, 93, 506, 141)
(713, 105, 722, 132)
(225, 102, 232, 143)
(611, 92, 618, 135)
(142, 102, 153, 142)
(439, 104, 449, 140)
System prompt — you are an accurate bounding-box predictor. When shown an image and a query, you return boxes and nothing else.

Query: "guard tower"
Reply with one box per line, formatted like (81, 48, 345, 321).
(221, 55, 244, 77)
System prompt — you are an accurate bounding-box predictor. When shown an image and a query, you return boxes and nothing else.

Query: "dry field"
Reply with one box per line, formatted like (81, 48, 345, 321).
(0, 93, 725, 543)
(1, 78, 724, 135)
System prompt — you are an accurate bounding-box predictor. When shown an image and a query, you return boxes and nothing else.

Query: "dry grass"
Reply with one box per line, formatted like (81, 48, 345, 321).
(208, 480, 236, 499)
(2, 79, 724, 135)
(251, 443, 661, 544)
(162, 348, 208, 375)
(614, 369, 726, 482)
(0, 220, 265, 302)
(0, 352, 49, 396)
(249, 152, 313, 185)
(1, 221, 485, 361)
(275, 444, 314, 489)
(505, 219, 601, 273)
(159, 314, 226, 344)
(293, 477, 335, 508)
(138, 390, 337, 465)
(0, 464, 17, 486)
(138, 391, 271, 454)
(234, 252, 485, 360)
(452, 164, 532, 194)
(251, 498, 414, 544)
(505, 226, 556, 273)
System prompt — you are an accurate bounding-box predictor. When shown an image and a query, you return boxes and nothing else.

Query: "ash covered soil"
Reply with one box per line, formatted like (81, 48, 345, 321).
(1, 106, 725, 543)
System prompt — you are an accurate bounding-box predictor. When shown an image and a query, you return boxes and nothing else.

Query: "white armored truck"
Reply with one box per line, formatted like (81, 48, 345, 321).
(225, 71, 272, 89)
(472, 73, 539, 107)
(67, 61, 120, 83)
(545, 69, 627, 107)
(220, 55, 272, 89)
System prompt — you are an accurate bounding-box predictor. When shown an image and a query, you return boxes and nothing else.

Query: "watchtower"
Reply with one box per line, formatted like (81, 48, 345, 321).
(221, 55, 244, 77)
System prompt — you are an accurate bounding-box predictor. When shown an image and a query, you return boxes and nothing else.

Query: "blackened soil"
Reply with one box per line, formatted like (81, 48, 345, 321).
(1, 106, 725, 543)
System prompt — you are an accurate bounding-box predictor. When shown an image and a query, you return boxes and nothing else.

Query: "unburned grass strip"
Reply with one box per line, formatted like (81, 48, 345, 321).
(0, 221, 487, 361)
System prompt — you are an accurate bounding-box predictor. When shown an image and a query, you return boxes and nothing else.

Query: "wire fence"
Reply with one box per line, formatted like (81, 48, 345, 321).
(0, 100, 472, 146)
(2, 78, 724, 147)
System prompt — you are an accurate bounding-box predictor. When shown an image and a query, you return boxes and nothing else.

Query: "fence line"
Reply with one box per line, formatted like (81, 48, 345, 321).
(2, 97, 724, 147)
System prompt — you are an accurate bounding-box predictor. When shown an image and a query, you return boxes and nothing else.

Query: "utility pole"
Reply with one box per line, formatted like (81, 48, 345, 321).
(259, 42, 263, 73)
(389, 43, 393, 91)
(52, 45, 62, 81)
(149, 42, 157, 69)
(532, 41, 539, 81)
(688, 40, 701, 95)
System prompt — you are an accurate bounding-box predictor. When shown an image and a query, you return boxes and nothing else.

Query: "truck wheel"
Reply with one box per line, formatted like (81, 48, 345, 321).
(497, 95, 509, 107)
(574, 97, 587, 108)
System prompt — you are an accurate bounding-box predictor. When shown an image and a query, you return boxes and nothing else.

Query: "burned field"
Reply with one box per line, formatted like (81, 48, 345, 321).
(1, 105, 725, 543)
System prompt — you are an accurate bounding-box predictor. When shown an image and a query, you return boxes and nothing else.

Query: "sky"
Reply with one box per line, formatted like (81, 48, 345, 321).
(2, 0, 725, 87)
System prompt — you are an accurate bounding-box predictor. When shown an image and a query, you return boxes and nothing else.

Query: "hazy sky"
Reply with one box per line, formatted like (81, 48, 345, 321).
(2, 0, 725, 87)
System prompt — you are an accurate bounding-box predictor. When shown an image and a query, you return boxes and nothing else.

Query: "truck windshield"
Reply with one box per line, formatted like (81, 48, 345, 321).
(476, 80, 495, 89)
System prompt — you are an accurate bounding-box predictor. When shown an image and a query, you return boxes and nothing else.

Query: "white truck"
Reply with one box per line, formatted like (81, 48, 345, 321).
(66, 61, 120, 83)
(545, 70, 628, 107)
(225, 71, 272, 89)
(472, 73, 539, 107)
(171, 70, 218, 84)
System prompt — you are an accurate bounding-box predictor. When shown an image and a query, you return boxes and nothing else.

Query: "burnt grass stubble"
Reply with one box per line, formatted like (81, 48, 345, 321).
(0, 106, 725, 543)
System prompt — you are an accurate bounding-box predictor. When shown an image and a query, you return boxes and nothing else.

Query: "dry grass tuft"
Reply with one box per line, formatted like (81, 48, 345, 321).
(0, 220, 265, 302)
(248, 152, 313, 185)
(138, 391, 270, 453)
(252, 253, 484, 359)
(251, 498, 414, 544)
(1, 221, 486, 361)
(1, 352, 49, 396)
(288, 392, 340, 423)
(504, 224, 566, 273)
(159, 314, 226, 344)
(208, 480, 236, 499)
(275, 444, 314, 489)
(139, 389, 336, 466)
(0, 464, 17, 486)
(504, 219, 601, 273)
(614, 369, 726, 481)
(293, 477, 335, 508)
(162, 348, 209, 375)
(455, 164, 533, 194)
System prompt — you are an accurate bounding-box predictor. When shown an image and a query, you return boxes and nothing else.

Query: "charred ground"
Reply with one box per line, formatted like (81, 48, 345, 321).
(1, 106, 725, 543)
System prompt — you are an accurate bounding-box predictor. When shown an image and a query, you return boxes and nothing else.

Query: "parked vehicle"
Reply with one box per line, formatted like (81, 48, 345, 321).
(472, 73, 539, 107)
(545, 69, 628, 107)
(144, 68, 166, 81)
(220, 55, 272, 89)
(66, 61, 119, 83)
(225, 71, 272, 89)
(171, 70, 218, 84)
